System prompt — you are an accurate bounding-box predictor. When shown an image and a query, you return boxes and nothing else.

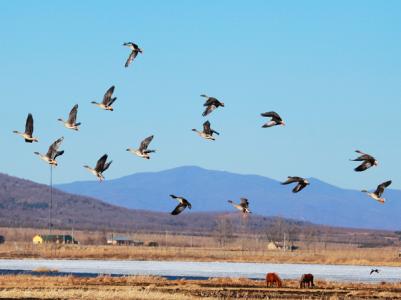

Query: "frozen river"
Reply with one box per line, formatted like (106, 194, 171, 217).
(0, 259, 400, 282)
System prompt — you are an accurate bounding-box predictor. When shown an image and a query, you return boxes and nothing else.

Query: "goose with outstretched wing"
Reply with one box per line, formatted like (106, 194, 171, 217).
(127, 135, 156, 159)
(281, 176, 310, 193)
(201, 94, 224, 116)
(13, 113, 38, 143)
(228, 198, 251, 214)
(91, 86, 117, 111)
(261, 111, 285, 128)
(123, 42, 143, 68)
(350, 150, 378, 172)
(58, 104, 81, 131)
(362, 180, 392, 204)
(34, 137, 64, 166)
(169, 195, 192, 215)
(84, 154, 112, 181)
(192, 120, 220, 140)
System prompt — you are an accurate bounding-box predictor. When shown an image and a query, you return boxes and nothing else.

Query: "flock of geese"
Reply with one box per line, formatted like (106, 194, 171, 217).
(12, 41, 393, 216)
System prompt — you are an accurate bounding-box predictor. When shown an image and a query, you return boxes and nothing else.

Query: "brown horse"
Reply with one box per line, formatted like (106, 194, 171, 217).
(265, 272, 283, 288)
(299, 273, 314, 288)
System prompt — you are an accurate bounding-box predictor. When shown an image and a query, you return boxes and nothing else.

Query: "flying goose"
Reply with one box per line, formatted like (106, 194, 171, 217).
(361, 180, 392, 204)
(34, 137, 64, 166)
(370, 269, 380, 275)
(169, 194, 192, 215)
(126, 135, 155, 159)
(282, 176, 310, 193)
(261, 111, 285, 128)
(201, 94, 224, 116)
(350, 150, 378, 172)
(192, 121, 220, 140)
(123, 42, 143, 67)
(13, 113, 38, 143)
(58, 104, 81, 131)
(83, 154, 112, 181)
(91, 86, 117, 111)
(228, 198, 251, 214)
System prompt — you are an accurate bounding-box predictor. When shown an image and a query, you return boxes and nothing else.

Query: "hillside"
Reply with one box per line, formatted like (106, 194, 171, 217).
(57, 166, 401, 230)
(0, 172, 311, 234)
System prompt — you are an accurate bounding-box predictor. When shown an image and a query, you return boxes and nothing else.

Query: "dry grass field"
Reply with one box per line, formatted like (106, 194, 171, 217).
(0, 226, 400, 266)
(0, 242, 400, 266)
(0, 274, 400, 299)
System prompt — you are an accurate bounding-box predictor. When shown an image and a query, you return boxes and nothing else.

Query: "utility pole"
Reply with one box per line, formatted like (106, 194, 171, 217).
(283, 232, 287, 252)
(48, 165, 53, 235)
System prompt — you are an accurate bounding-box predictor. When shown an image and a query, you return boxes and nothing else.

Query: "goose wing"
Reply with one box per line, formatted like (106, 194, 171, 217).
(240, 198, 249, 208)
(53, 150, 65, 160)
(67, 104, 78, 124)
(108, 97, 117, 106)
(261, 111, 282, 122)
(102, 86, 115, 105)
(46, 137, 64, 159)
(202, 105, 216, 117)
(139, 135, 154, 151)
(25, 113, 34, 136)
(374, 180, 392, 197)
(282, 176, 302, 185)
(184, 199, 192, 209)
(354, 150, 374, 161)
(203, 121, 212, 135)
(125, 50, 138, 67)
(102, 160, 112, 172)
(354, 161, 373, 172)
(95, 154, 108, 172)
(293, 182, 307, 193)
(171, 203, 187, 215)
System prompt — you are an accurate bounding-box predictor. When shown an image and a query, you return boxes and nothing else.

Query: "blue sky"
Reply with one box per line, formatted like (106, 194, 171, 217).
(1, 1, 400, 189)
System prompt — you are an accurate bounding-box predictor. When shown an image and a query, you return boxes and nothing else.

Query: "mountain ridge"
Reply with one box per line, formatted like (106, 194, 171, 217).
(56, 166, 401, 230)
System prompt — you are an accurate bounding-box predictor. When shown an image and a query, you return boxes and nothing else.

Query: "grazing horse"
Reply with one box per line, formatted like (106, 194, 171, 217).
(300, 273, 314, 288)
(265, 272, 283, 288)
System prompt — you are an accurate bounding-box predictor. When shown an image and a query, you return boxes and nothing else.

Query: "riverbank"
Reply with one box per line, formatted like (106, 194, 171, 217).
(0, 274, 400, 299)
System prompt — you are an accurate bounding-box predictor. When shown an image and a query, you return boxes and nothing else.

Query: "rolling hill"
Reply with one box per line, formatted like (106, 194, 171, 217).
(56, 166, 401, 230)
(0, 172, 310, 234)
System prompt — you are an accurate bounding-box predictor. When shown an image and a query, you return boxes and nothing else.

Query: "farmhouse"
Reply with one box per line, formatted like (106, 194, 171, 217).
(267, 241, 297, 251)
(33, 234, 78, 245)
(107, 235, 143, 246)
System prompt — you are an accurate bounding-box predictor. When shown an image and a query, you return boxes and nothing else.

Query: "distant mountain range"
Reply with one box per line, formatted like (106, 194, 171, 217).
(56, 166, 401, 230)
(0, 172, 308, 234)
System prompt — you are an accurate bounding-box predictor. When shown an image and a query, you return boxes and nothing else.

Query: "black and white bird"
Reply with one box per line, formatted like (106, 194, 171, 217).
(282, 176, 310, 193)
(126, 135, 156, 159)
(169, 194, 192, 215)
(34, 137, 64, 166)
(228, 198, 251, 214)
(370, 269, 380, 275)
(261, 111, 285, 128)
(201, 94, 224, 116)
(123, 42, 143, 68)
(58, 104, 81, 131)
(192, 121, 220, 140)
(13, 113, 38, 143)
(83, 154, 112, 182)
(350, 150, 378, 172)
(361, 180, 392, 204)
(91, 86, 117, 111)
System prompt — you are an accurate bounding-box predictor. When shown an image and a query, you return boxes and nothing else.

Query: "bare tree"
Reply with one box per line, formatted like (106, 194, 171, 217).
(214, 216, 234, 248)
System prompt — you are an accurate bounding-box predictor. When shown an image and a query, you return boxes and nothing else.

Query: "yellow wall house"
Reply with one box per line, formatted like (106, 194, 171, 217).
(33, 235, 44, 244)
(33, 234, 77, 244)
